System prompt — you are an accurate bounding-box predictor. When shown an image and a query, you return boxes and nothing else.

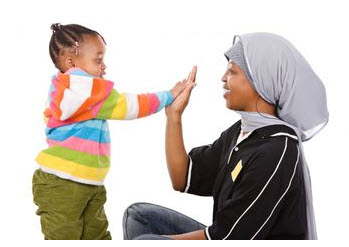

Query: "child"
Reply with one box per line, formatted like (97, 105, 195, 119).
(33, 23, 190, 240)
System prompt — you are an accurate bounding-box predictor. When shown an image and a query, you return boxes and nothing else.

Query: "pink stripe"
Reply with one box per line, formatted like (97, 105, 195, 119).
(91, 100, 104, 117)
(104, 80, 114, 92)
(47, 136, 110, 156)
(148, 93, 160, 115)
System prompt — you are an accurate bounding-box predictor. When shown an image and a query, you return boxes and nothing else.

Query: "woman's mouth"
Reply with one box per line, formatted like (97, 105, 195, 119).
(223, 86, 231, 98)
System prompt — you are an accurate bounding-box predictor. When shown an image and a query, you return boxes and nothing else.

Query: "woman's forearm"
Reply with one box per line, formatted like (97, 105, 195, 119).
(165, 115, 189, 191)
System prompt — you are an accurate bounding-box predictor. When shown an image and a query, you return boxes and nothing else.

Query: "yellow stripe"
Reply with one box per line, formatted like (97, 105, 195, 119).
(231, 159, 243, 182)
(111, 94, 127, 119)
(36, 152, 109, 181)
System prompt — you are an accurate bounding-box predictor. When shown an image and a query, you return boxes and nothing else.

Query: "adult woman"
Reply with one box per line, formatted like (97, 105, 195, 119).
(123, 33, 329, 240)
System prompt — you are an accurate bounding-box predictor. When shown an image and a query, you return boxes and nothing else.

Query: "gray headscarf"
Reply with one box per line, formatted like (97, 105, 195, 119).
(224, 33, 329, 240)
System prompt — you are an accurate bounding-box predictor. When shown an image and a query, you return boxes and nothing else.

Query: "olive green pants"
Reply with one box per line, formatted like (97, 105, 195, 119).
(32, 169, 112, 240)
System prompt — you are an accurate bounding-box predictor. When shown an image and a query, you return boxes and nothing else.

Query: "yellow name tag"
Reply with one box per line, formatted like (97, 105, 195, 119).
(231, 160, 243, 182)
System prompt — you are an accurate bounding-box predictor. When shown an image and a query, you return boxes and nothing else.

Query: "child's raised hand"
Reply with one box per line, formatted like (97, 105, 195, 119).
(170, 80, 187, 99)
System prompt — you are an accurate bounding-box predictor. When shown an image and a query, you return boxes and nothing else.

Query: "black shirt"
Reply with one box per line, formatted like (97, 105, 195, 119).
(184, 120, 307, 240)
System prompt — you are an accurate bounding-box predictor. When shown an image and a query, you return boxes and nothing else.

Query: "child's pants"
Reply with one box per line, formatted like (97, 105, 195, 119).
(32, 169, 112, 240)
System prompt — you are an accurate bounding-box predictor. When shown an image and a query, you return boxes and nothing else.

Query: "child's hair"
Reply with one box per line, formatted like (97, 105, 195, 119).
(49, 23, 106, 71)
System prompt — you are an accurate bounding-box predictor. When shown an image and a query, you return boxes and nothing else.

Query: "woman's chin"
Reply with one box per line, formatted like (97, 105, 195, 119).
(225, 101, 235, 110)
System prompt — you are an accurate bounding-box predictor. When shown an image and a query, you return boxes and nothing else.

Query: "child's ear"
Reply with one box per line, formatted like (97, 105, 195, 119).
(65, 56, 75, 69)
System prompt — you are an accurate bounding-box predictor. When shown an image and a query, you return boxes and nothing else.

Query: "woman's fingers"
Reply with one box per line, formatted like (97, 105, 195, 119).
(187, 66, 197, 83)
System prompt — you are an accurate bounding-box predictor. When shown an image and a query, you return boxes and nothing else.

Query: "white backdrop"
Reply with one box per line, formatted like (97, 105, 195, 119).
(1, 0, 348, 243)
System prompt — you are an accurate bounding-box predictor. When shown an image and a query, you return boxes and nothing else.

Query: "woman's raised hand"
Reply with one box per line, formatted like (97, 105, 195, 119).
(167, 66, 197, 120)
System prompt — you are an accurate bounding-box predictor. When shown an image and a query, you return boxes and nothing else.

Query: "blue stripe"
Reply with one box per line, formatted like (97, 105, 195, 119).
(48, 83, 54, 101)
(47, 126, 110, 143)
(165, 91, 174, 105)
(69, 69, 93, 77)
(156, 91, 173, 112)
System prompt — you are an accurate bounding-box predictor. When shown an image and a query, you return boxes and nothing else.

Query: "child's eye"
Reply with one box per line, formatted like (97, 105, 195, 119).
(96, 59, 102, 64)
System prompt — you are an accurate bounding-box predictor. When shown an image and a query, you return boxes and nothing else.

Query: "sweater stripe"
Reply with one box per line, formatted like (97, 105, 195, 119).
(42, 146, 110, 168)
(97, 90, 119, 119)
(36, 152, 109, 181)
(47, 126, 110, 143)
(47, 136, 110, 156)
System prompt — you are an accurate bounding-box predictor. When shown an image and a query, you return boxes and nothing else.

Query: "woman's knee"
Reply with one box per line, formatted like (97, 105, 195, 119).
(123, 202, 148, 223)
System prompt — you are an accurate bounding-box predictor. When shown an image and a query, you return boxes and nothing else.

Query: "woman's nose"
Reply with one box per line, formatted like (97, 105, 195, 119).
(221, 73, 227, 83)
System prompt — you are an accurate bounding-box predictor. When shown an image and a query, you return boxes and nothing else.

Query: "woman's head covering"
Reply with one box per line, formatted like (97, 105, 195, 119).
(225, 33, 329, 141)
(224, 33, 329, 239)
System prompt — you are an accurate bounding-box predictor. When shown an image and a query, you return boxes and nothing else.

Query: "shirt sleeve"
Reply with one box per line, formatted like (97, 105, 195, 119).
(183, 130, 227, 196)
(206, 137, 301, 240)
(95, 89, 173, 120)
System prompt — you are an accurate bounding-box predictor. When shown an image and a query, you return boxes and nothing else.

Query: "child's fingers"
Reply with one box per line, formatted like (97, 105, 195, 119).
(171, 79, 188, 98)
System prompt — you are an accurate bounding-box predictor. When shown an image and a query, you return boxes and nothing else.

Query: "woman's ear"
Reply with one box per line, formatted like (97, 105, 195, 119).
(65, 56, 75, 69)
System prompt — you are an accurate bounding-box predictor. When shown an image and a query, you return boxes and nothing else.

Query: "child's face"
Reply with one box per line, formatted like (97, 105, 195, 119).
(74, 35, 107, 78)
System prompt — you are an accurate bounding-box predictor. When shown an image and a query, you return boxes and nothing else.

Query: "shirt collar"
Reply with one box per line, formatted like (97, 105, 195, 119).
(238, 120, 299, 141)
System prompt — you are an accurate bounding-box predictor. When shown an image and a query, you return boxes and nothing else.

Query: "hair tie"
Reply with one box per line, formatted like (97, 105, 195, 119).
(74, 41, 79, 55)
(51, 23, 62, 33)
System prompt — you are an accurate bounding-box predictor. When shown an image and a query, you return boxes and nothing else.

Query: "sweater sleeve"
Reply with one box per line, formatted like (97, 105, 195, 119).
(45, 70, 173, 127)
(95, 89, 173, 120)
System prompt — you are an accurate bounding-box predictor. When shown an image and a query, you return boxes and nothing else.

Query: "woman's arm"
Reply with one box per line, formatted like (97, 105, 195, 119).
(165, 66, 197, 191)
(165, 113, 188, 191)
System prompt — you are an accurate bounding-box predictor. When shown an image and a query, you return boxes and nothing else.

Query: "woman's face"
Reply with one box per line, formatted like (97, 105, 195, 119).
(221, 62, 258, 111)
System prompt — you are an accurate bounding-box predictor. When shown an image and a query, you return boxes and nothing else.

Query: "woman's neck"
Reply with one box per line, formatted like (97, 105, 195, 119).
(245, 95, 277, 117)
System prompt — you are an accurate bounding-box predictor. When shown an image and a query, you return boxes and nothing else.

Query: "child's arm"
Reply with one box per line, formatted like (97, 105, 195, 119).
(46, 69, 188, 126)
(95, 79, 188, 120)
(95, 89, 173, 120)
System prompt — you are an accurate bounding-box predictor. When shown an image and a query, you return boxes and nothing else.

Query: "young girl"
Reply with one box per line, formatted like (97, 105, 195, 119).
(32, 23, 190, 240)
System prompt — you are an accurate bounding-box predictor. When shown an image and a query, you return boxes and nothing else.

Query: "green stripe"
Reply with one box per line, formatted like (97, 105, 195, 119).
(97, 90, 119, 119)
(43, 146, 110, 168)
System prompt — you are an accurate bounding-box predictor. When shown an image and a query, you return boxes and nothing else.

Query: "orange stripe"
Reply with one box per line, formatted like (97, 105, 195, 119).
(137, 94, 151, 118)
(51, 73, 70, 119)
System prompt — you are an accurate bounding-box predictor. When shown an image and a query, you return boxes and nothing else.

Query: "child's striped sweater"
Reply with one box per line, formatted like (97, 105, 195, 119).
(35, 68, 173, 185)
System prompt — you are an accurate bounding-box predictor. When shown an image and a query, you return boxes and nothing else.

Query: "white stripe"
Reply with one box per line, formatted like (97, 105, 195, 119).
(271, 132, 298, 141)
(227, 145, 236, 164)
(39, 166, 104, 186)
(227, 131, 253, 164)
(124, 93, 139, 119)
(222, 137, 289, 240)
(60, 90, 87, 121)
(251, 145, 300, 239)
(70, 75, 94, 96)
(184, 156, 193, 193)
(59, 75, 94, 121)
(205, 227, 212, 240)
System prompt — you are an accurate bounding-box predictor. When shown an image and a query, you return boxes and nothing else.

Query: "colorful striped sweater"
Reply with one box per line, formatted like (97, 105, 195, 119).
(35, 68, 173, 185)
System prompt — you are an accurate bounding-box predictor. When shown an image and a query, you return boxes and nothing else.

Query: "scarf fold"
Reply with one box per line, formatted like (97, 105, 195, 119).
(225, 33, 329, 240)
